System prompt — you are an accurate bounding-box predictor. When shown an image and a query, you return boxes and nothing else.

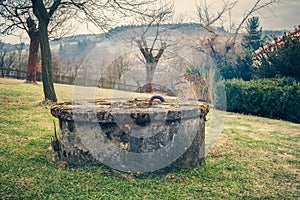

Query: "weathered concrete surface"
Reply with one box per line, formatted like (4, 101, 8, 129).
(51, 99, 209, 173)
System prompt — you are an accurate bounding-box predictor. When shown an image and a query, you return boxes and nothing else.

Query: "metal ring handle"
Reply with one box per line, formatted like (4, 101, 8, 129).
(148, 95, 165, 106)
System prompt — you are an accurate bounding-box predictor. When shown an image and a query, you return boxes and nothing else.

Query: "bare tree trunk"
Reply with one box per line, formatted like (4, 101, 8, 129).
(26, 17, 39, 83)
(39, 22, 57, 102)
(145, 62, 157, 92)
(207, 68, 214, 104)
(32, 0, 58, 102)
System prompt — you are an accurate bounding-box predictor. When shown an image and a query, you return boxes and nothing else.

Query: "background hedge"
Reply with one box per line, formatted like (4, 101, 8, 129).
(216, 77, 300, 123)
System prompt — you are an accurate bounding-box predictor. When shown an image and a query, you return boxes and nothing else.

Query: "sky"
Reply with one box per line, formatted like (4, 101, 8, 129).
(1, 0, 299, 44)
(173, 0, 299, 29)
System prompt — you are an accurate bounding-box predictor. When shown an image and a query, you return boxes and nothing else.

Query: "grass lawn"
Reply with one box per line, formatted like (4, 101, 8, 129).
(0, 78, 299, 199)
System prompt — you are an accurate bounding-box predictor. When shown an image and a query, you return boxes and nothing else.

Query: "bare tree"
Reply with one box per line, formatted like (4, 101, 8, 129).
(193, 0, 279, 102)
(1, 0, 158, 102)
(132, 1, 175, 92)
(114, 54, 131, 83)
(71, 57, 85, 85)
(195, 0, 279, 66)
(0, 47, 16, 77)
(0, 1, 72, 85)
(159, 55, 186, 92)
(15, 38, 27, 72)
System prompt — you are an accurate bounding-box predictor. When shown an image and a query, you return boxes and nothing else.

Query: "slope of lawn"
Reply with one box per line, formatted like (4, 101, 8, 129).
(0, 78, 299, 199)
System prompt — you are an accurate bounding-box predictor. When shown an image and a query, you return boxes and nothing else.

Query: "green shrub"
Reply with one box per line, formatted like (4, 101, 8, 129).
(255, 32, 300, 81)
(216, 77, 300, 123)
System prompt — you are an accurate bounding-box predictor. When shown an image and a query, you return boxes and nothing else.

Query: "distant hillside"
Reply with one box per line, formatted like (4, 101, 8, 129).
(0, 22, 286, 52)
(0, 42, 29, 52)
(50, 33, 106, 46)
(52, 25, 285, 45)
(106, 23, 206, 35)
(52, 24, 284, 57)
(262, 30, 286, 38)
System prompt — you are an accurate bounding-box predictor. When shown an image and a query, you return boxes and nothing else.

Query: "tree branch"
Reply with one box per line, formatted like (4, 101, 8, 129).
(49, 0, 61, 18)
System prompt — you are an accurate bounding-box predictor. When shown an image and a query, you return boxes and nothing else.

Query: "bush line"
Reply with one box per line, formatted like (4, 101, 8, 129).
(216, 77, 300, 123)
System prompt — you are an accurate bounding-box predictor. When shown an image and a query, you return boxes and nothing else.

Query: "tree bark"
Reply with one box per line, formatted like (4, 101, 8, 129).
(26, 17, 39, 83)
(32, 0, 57, 102)
(39, 22, 57, 102)
(145, 62, 157, 92)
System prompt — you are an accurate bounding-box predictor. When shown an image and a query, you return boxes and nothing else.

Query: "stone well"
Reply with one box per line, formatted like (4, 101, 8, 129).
(50, 98, 209, 173)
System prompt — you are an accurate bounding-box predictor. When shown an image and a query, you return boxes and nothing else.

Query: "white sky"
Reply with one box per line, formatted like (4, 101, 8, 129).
(173, 0, 299, 29)
(1, 0, 299, 44)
